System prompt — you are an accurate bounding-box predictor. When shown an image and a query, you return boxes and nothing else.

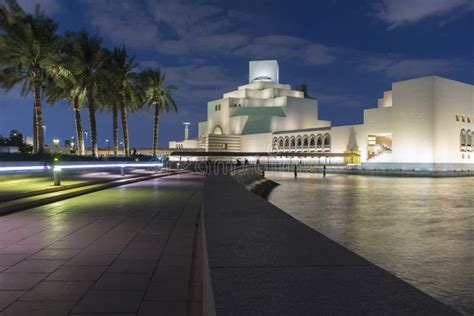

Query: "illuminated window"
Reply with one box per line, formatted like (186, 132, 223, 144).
(368, 135, 377, 146)
(290, 138, 296, 149)
(468, 116, 471, 123)
(455, 114, 460, 122)
(462, 115, 465, 122)
(284, 138, 289, 149)
(279, 138, 284, 148)
(213, 126, 223, 135)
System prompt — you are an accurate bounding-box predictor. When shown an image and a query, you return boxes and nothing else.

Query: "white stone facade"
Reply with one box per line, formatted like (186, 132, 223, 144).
(169, 61, 474, 170)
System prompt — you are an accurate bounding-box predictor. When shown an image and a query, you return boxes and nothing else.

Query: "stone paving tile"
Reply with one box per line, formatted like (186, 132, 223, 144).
(6, 259, 65, 273)
(2, 301, 75, 316)
(19, 281, 92, 301)
(0, 244, 44, 255)
(118, 247, 163, 260)
(29, 249, 80, 260)
(144, 281, 189, 301)
(0, 291, 24, 311)
(159, 254, 192, 267)
(65, 253, 117, 266)
(152, 265, 191, 282)
(106, 259, 157, 274)
(0, 254, 27, 266)
(47, 240, 90, 249)
(0, 265, 10, 272)
(138, 301, 187, 316)
(92, 273, 151, 291)
(72, 290, 144, 313)
(47, 266, 107, 281)
(0, 273, 47, 290)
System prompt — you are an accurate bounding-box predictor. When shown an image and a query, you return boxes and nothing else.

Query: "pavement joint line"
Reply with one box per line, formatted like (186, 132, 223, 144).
(136, 187, 202, 314)
(186, 205, 203, 315)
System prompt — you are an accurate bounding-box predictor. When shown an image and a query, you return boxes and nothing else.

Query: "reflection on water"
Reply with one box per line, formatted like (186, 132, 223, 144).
(267, 174, 474, 315)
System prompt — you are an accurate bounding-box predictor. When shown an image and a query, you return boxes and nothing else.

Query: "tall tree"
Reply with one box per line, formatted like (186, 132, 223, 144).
(0, 1, 68, 153)
(138, 68, 177, 156)
(46, 82, 87, 155)
(67, 31, 107, 157)
(105, 47, 139, 157)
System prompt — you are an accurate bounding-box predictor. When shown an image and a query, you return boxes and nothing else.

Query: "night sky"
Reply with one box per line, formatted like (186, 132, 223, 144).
(1, 0, 473, 148)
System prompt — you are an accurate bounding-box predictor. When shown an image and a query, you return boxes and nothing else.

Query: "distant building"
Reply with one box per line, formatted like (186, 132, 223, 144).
(169, 60, 474, 171)
(0, 146, 20, 153)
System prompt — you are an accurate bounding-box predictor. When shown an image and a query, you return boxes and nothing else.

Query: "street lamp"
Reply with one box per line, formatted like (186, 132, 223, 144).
(42, 125, 46, 144)
(105, 139, 110, 156)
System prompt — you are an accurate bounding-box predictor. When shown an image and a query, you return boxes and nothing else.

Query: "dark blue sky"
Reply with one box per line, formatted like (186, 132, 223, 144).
(1, 0, 473, 148)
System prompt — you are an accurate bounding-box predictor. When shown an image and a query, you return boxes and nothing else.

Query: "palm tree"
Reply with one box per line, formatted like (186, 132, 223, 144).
(138, 68, 177, 156)
(105, 47, 139, 157)
(0, 2, 68, 154)
(45, 80, 87, 155)
(44, 33, 88, 155)
(67, 31, 108, 157)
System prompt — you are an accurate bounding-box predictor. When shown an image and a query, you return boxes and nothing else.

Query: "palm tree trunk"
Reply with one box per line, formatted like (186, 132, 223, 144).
(112, 104, 119, 156)
(120, 103, 129, 157)
(33, 70, 44, 154)
(87, 89, 98, 157)
(73, 96, 85, 156)
(32, 104, 37, 154)
(153, 103, 159, 157)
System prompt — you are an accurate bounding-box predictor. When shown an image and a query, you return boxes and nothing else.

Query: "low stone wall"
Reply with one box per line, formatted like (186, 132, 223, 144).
(200, 169, 459, 315)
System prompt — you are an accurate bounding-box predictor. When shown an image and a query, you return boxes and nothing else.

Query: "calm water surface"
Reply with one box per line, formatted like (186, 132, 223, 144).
(267, 174, 474, 315)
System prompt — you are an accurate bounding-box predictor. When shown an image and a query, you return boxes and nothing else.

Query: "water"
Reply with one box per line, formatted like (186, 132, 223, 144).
(267, 173, 474, 315)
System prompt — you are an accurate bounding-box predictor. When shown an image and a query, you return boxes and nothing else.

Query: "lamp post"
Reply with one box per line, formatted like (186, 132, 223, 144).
(106, 139, 110, 156)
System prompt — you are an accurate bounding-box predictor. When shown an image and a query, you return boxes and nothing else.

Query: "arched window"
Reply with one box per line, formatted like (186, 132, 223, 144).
(467, 130, 472, 151)
(213, 125, 223, 135)
(460, 129, 467, 151)
(284, 137, 289, 149)
(309, 135, 315, 148)
(323, 133, 331, 151)
(290, 137, 296, 149)
(279, 138, 284, 148)
(316, 134, 323, 150)
(296, 137, 302, 149)
(303, 136, 309, 148)
(272, 137, 278, 150)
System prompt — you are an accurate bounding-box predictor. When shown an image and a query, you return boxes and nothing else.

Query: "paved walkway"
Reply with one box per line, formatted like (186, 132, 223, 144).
(202, 173, 459, 315)
(0, 173, 204, 315)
